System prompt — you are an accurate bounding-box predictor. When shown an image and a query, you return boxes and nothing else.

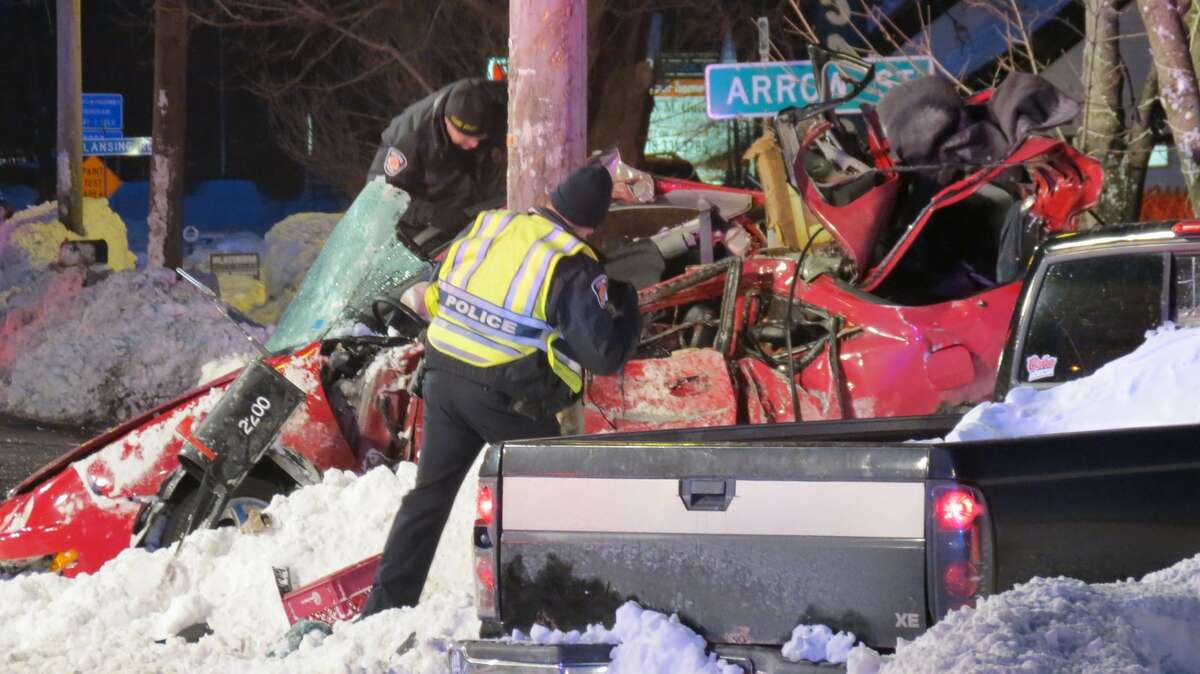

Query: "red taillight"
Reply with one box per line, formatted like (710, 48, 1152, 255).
(474, 556, 497, 614)
(928, 483, 992, 621)
(476, 485, 495, 527)
(942, 561, 979, 597)
(935, 489, 982, 531)
(1173, 220, 1200, 236)
(475, 556, 496, 590)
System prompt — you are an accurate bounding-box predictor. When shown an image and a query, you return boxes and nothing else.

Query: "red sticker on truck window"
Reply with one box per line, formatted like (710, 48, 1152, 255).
(1025, 354, 1058, 381)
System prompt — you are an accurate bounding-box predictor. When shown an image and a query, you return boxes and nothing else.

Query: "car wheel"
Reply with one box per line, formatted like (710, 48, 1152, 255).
(161, 477, 285, 546)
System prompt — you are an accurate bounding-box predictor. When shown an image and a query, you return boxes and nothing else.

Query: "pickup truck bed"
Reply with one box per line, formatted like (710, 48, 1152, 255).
(467, 415, 1200, 655)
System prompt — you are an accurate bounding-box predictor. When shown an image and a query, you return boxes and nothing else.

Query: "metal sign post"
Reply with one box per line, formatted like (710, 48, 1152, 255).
(756, 17, 769, 63)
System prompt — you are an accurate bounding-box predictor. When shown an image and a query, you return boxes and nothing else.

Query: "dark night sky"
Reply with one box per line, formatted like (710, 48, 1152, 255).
(0, 0, 301, 199)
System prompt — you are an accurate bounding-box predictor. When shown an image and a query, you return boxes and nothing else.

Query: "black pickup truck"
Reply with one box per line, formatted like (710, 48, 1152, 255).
(447, 223, 1200, 673)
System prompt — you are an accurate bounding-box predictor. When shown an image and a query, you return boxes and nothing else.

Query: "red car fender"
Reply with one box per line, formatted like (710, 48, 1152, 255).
(790, 276, 1021, 419)
(0, 341, 358, 577)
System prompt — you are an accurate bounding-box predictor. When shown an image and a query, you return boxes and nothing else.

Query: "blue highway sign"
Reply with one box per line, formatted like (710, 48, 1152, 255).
(704, 56, 934, 120)
(82, 93, 124, 133)
(83, 137, 152, 157)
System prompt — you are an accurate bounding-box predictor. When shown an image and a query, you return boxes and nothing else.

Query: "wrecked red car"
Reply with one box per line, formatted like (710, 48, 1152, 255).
(0, 69, 1099, 578)
(583, 70, 1099, 431)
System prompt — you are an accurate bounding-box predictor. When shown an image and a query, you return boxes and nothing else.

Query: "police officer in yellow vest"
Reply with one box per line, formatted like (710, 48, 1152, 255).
(361, 163, 641, 616)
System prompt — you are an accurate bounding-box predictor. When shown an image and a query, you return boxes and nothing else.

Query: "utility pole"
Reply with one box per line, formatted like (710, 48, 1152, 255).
(148, 0, 189, 268)
(56, 0, 84, 234)
(507, 0, 587, 211)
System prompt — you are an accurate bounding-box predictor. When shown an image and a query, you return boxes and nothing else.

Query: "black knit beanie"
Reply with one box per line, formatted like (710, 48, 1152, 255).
(550, 163, 613, 229)
(444, 81, 490, 138)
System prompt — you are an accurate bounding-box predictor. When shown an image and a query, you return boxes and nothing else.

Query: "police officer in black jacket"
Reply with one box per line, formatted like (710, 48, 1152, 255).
(367, 78, 507, 251)
(360, 164, 641, 617)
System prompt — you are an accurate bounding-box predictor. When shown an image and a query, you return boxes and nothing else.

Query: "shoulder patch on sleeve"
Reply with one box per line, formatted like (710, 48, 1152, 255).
(383, 147, 408, 177)
(590, 274, 609, 308)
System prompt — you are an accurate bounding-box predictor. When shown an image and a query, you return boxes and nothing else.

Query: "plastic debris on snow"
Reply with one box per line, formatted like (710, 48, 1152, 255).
(0, 459, 483, 674)
(515, 601, 741, 674)
(945, 323, 1200, 442)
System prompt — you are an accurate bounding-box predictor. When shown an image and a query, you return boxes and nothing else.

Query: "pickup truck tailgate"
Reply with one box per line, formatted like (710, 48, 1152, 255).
(494, 439, 934, 648)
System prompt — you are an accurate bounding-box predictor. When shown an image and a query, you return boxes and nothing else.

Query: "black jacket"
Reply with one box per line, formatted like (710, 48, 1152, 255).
(367, 79, 507, 239)
(424, 209, 642, 416)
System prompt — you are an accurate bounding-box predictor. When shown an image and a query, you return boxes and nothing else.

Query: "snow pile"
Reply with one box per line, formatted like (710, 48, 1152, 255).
(606, 603, 742, 674)
(247, 210, 340, 326)
(0, 462, 481, 674)
(515, 602, 741, 674)
(511, 622, 618, 646)
(781, 623, 857, 664)
(947, 324, 1200, 442)
(0, 198, 136, 306)
(854, 554, 1200, 674)
(0, 269, 264, 426)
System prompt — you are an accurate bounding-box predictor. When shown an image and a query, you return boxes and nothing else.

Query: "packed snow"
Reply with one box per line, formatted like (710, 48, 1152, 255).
(0, 199, 340, 427)
(0, 197, 136, 311)
(510, 603, 741, 673)
(250, 210, 340, 325)
(0, 268, 266, 426)
(0, 463, 480, 674)
(946, 323, 1200, 441)
(781, 623, 858, 664)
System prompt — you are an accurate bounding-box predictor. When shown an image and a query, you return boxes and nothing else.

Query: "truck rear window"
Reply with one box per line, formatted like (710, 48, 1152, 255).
(1020, 253, 1164, 384)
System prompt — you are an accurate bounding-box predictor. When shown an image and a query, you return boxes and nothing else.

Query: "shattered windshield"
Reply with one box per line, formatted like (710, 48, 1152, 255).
(266, 180, 431, 353)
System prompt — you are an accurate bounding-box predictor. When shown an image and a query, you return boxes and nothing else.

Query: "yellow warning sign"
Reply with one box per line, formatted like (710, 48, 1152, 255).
(82, 156, 123, 198)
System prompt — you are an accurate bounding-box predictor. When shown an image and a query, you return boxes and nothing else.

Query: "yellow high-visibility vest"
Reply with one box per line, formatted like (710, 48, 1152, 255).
(424, 209, 598, 392)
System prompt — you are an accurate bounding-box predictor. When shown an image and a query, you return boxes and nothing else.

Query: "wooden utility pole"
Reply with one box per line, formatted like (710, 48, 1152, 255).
(507, 0, 588, 211)
(148, 0, 189, 269)
(56, 0, 84, 234)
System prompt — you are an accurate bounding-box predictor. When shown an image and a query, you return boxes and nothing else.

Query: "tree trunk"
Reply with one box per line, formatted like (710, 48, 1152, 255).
(56, 0, 83, 235)
(1138, 0, 1200, 212)
(1076, 0, 1127, 226)
(1120, 72, 1160, 222)
(148, 0, 189, 269)
(508, 0, 588, 212)
(587, 5, 652, 165)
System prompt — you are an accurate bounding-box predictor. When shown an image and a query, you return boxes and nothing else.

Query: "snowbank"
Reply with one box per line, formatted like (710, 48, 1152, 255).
(0, 203, 338, 426)
(0, 198, 136, 305)
(861, 555, 1200, 674)
(946, 324, 1200, 442)
(0, 269, 265, 426)
(247, 210, 340, 326)
(0, 463, 480, 674)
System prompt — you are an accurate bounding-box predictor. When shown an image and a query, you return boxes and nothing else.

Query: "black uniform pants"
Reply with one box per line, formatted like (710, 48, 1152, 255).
(360, 368, 560, 616)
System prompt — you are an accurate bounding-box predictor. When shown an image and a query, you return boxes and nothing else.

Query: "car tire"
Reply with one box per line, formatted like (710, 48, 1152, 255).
(161, 476, 285, 546)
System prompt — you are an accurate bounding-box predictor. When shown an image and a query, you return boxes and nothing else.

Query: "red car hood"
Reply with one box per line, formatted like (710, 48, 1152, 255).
(7, 369, 244, 499)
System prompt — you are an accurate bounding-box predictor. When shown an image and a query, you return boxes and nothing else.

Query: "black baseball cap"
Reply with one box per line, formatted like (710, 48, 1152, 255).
(445, 81, 490, 138)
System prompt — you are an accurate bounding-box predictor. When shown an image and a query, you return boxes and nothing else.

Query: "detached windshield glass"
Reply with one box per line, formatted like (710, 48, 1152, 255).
(266, 180, 431, 353)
